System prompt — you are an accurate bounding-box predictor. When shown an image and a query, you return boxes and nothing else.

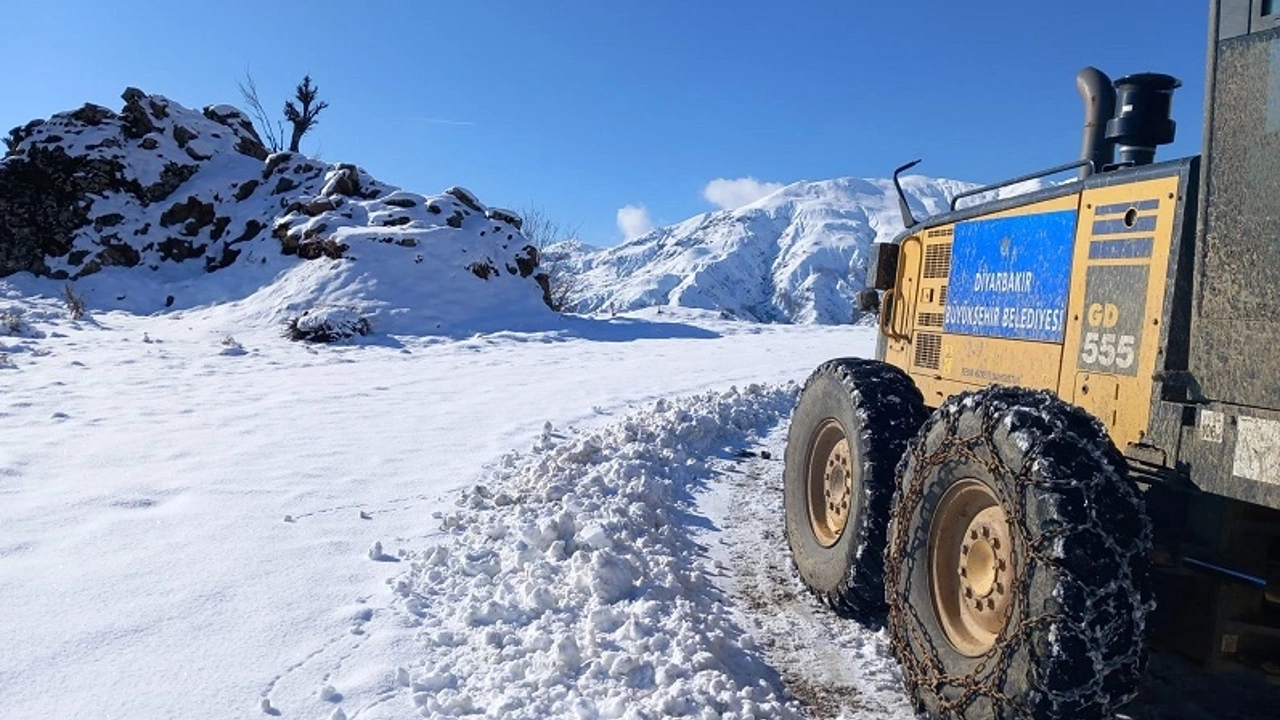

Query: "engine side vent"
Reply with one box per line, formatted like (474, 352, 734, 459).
(926, 227, 955, 239)
(923, 243, 952, 279)
(939, 285, 948, 306)
(914, 332, 942, 369)
(917, 311, 944, 328)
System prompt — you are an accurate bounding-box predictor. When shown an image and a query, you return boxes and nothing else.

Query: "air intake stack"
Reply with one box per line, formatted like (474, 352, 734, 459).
(1105, 73, 1181, 167)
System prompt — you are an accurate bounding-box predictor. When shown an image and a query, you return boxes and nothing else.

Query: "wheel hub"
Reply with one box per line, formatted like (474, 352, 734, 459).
(928, 481, 1016, 656)
(807, 419, 854, 547)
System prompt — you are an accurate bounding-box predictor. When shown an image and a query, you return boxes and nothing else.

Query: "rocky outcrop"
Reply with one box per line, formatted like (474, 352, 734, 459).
(0, 89, 544, 311)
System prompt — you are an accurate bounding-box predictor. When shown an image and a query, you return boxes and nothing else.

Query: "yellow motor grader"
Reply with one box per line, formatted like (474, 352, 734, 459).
(783, 1, 1280, 717)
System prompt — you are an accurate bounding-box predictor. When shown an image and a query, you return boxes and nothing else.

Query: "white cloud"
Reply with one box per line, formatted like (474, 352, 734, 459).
(617, 204, 655, 241)
(702, 177, 784, 210)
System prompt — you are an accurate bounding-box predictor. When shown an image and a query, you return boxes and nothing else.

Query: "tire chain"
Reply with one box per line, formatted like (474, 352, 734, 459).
(884, 387, 1152, 720)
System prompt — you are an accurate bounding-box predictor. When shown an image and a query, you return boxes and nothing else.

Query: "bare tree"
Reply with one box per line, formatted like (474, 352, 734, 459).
(236, 70, 284, 153)
(284, 75, 329, 153)
(521, 205, 586, 312)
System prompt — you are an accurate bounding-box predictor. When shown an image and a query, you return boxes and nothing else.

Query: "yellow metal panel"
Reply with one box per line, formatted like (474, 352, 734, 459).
(1057, 176, 1181, 448)
(883, 232, 921, 370)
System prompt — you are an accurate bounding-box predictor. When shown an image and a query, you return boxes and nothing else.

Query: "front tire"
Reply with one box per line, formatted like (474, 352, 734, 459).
(783, 358, 926, 618)
(886, 386, 1153, 719)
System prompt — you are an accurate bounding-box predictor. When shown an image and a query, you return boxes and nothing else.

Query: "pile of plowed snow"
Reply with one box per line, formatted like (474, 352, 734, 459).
(387, 385, 809, 719)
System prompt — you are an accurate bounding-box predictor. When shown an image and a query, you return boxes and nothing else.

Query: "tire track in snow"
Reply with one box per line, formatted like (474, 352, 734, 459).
(696, 427, 916, 720)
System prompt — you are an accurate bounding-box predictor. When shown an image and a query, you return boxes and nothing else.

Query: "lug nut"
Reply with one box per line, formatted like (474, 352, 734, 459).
(970, 530, 979, 540)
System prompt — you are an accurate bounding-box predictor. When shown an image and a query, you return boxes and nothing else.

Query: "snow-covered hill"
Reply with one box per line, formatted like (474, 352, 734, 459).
(556, 176, 1044, 324)
(0, 89, 551, 337)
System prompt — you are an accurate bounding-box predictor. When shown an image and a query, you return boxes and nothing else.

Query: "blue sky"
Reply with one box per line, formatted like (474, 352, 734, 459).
(3, 1, 1207, 245)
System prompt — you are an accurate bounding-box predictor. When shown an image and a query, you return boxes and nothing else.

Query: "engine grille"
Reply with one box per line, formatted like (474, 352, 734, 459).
(923, 243, 952, 279)
(914, 332, 942, 369)
(917, 311, 944, 328)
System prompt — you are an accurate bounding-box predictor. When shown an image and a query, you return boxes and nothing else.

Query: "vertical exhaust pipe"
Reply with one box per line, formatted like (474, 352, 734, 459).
(1077, 67, 1117, 179)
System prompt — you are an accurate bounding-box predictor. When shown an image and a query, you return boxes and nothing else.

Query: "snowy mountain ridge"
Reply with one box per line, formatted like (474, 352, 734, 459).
(555, 175, 1047, 324)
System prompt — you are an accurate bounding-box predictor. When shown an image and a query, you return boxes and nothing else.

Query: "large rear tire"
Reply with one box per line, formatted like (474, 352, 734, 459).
(886, 386, 1153, 719)
(784, 358, 926, 619)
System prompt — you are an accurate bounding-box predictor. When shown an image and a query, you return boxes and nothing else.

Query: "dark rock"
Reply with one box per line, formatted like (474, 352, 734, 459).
(272, 218, 293, 241)
(324, 167, 361, 197)
(446, 210, 464, 229)
(0, 146, 95, 276)
(445, 186, 483, 213)
(263, 152, 294, 178)
(202, 105, 268, 160)
(233, 179, 259, 201)
(5, 119, 46, 156)
(297, 238, 346, 260)
(205, 244, 241, 272)
(514, 244, 539, 277)
(160, 196, 215, 230)
(184, 145, 212, 162)
(143, 162, 197, 203)
(165, 295, 175, 307)
(273, 176, 298, 195)
(157, 237, 205, 262)
(120, 87, 156, 139)
(468, 260, 498, 279)
(380, 216, 411, 227)
(487, 207, 523, 230)
(172, 125, 197, 148)
(426, 202, 442, 215)
(93, 213, 125, 231)
(233, 219, 264, 244)
(385, 197, 417, 209)
(68, 250, 90, 266)
(305, 197, 335, 215)
(210, 216, 231, 240)
(140, 136, 159, 150)
(234, 137, 268, 161)
(396, 237, 417, 247)
(70, 104, 115, 126)
(147, 97, 169, 119)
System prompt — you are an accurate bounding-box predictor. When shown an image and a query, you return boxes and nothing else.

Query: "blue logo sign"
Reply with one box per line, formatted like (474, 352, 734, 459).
(942, 210, 1076, 342)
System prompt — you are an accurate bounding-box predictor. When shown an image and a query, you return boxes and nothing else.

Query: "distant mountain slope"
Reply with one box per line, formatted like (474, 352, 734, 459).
(0, 89, 551, 337)
(555, 176, 1044, 324)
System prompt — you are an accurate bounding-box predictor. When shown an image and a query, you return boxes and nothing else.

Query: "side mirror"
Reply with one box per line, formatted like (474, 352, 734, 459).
(855, 288, 881, 314)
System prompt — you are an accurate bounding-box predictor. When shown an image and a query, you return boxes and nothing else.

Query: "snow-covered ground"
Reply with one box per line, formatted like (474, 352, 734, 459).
(0, 281, 910, 720)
